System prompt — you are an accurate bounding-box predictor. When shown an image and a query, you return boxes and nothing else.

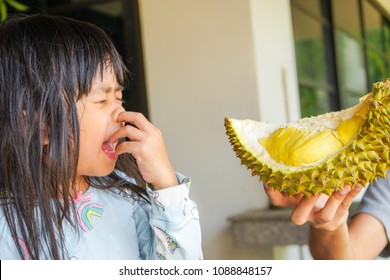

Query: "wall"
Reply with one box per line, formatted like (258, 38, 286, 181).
(250, 0, 300, 124)
(138, 0, 299, 259)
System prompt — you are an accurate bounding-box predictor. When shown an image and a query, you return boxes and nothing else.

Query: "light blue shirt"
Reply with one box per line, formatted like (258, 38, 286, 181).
(355, 171, 390, 257)
(0, 173, 202, 260)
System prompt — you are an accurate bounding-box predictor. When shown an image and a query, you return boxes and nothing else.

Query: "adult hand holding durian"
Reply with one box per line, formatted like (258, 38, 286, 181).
(225, 78, 390, 196)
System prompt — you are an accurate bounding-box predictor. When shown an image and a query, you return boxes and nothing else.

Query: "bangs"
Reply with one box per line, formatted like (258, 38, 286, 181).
(62, 18, 127, 98)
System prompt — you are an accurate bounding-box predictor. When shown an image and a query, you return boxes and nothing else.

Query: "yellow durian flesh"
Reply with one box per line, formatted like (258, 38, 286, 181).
(225, 78, 390, 196)
(258, 101, 368, 167)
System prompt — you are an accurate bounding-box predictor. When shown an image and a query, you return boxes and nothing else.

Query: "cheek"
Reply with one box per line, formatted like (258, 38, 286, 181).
(79, 124, 103, 152)
(78, 117, 104, 157)
(78, 131, 93, 163)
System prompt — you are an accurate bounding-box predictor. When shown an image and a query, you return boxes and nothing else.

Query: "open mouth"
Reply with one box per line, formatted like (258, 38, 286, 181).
(102, 140, 118, 160)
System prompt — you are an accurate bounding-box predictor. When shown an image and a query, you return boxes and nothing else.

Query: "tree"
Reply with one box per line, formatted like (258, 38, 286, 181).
(0, 0, 29, 22)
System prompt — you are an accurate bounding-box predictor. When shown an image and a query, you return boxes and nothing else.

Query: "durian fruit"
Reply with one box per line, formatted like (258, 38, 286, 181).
(225, 78, 390, 196)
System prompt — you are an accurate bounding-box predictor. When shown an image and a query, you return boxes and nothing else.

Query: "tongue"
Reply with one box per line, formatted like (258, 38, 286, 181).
(102, 141, 114, 152)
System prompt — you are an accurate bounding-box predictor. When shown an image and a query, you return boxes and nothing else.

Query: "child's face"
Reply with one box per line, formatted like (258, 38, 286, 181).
(76, 66, 125, 177)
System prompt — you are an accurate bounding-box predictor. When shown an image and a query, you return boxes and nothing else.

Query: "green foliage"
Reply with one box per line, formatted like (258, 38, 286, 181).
(0, 0, 29, 22)
(299, 86, 327, 118)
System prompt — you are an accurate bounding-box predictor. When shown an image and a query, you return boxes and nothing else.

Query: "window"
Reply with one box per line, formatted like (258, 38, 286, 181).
(7, 0, 148, 116)
(362, 1, 388, 86)
(291, 0, 390, 117)
(292, 1, 332, 117)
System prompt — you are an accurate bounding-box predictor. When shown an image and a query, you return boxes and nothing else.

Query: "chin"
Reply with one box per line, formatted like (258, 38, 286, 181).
(97, 165, 116, 177)
(79, 164, 116, 177)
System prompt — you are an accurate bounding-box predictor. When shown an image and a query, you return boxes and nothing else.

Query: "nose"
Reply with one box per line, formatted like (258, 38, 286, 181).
(112, 106, 125, 126)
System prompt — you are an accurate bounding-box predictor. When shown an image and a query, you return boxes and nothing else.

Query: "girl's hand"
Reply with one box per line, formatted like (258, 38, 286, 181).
(264, 183, 364, 231)
(109, 111, 178, 190)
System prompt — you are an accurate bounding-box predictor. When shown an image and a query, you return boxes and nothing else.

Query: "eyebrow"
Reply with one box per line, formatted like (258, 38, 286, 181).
(100, 85, 125, 93)
(89, 85, 124, 97)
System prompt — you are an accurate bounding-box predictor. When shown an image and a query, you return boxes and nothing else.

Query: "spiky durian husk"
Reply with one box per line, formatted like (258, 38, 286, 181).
(225, 78, 390, 196)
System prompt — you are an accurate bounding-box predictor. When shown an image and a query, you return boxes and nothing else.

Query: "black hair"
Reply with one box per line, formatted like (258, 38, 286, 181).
(0, 13, 147, 259)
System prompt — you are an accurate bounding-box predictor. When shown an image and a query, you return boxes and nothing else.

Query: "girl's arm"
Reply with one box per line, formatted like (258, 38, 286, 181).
(111, 111, 202, 259)
(134, 174, 202, 260)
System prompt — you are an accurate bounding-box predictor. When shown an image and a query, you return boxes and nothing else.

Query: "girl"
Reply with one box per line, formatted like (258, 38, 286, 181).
(0, 14, 202, 260)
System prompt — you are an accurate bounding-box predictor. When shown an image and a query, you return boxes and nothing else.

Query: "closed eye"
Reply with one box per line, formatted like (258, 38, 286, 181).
(97, 100, 108, 105)
(116, 98, 126, 105)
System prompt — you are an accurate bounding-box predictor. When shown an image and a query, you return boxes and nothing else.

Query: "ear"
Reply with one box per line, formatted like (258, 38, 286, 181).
(43, 129, 49, 145)
(23, 109, 50, 145)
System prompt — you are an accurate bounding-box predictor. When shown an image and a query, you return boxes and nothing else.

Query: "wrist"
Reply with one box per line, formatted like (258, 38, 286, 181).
(309, 223, 353, 259)
(148, 171, 178, 190)
(310, 221, 348, 236)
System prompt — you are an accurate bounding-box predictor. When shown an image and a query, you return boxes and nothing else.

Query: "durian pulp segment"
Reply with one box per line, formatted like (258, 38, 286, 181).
(258, 103, 368, 167)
